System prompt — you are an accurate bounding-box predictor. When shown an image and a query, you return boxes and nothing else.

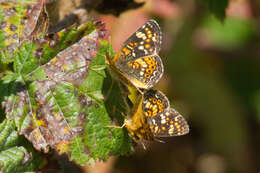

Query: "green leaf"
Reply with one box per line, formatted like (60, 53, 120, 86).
(200, 0, 229, 20)
(0, 120, 19, 150)
(0, 120, 44, 173)
(0, 146, 43, 173)
(102, 71, 133, 156)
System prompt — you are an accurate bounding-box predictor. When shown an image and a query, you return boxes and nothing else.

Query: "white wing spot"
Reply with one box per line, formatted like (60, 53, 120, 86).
(160, 114, 165, 119)
(161, 119, 166, 124)
(152, 36, 156, 42)
(168, 128, 174, 135)
(145, 102, 150, 108)
(138, 46, 144, 50)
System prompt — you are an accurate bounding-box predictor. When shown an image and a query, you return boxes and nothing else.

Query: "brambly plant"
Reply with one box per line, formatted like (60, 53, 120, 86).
(0, 1, 132, 172)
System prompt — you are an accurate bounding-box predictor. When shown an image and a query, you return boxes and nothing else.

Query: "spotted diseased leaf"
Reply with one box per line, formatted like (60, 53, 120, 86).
(0, 0, 48, 63)
(12, 22, 102, 76)
(31, 20, 104, 69)
(3, 30, 99, 152)
(0, 120, 44, 173)
(1, 24, 132, 165)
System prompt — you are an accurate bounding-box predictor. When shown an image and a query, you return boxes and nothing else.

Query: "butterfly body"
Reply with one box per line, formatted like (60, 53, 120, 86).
(124, 91, 154, 141)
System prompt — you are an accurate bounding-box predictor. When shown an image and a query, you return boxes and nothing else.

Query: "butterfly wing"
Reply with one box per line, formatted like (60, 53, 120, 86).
(143, 90, 189, 137)
(114, 20, 162, 64)
(116, 55, 163, 89)
(143, 89, 170, 119)
(148, 109, 189, 137)
(113, 20, 163, 89)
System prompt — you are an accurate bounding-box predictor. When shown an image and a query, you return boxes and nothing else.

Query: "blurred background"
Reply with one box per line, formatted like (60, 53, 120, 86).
(53, 0, 260, 172)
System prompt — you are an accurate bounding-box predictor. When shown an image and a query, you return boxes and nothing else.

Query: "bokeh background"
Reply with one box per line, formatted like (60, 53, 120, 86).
(53, 0, 260, 172)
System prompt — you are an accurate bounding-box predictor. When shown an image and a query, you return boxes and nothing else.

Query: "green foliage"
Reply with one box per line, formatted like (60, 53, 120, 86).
(0, 120, 44, 173)
(1, 34, 132, 166)
(202, 16, 254, 49)
(0, 1, 132, 170)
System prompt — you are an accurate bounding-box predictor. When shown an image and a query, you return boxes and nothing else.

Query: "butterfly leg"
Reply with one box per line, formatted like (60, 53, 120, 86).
(104, 107, 127, 128)
(104, 122, 126, 129)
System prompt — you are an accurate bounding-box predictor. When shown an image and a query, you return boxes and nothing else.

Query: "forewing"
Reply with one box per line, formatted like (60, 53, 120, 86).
(117, 55, 164, 89)
(114, 20, 162, 64)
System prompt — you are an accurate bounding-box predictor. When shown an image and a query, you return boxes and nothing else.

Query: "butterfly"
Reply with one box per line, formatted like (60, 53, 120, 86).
(107, 20, 164, 90)
(124, 88, 189, 142)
